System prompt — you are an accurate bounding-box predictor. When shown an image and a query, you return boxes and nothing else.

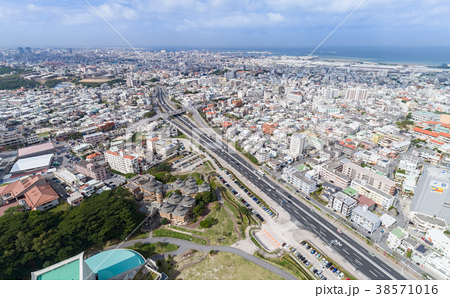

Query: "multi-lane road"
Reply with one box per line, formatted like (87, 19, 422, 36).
(155, 86, 406, 280)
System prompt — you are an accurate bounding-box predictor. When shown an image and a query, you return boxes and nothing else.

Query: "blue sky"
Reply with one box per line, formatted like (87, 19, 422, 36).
(1, 0, 450, 49)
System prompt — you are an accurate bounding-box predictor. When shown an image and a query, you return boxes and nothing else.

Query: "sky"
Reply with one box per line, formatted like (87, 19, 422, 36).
(1, 0, 450, 49)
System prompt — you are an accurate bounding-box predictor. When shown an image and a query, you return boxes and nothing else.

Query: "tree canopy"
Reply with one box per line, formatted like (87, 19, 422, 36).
(0, 188, 142, 280)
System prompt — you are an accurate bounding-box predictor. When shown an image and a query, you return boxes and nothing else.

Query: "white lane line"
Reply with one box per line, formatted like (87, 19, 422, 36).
(174, 116, 398, 280)
(369, 270, 378, 277)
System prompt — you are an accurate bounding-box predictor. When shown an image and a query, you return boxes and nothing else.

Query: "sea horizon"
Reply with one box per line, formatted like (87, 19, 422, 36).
(143, 45, 450, 67)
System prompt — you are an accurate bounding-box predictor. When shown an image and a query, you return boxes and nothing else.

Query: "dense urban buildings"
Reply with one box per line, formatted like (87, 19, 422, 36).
(1, 47, 450, 281)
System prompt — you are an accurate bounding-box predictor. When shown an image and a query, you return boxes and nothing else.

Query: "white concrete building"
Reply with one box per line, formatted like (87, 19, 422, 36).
(387, 227, 409, 250)
(350, 205, 382, 233)
(105, 150, 139, 174)
(289, 133, 306, 158)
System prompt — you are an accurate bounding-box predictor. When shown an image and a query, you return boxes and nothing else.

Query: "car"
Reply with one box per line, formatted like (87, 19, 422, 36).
(322, 277, 327, 280)
(313, 269, 318, 274)
(311, 250, 316, 254)
(335, 270, 341, 276)
(337, 229, 342, 233)
(332, 268, 337, 273)
(326, 262, 332, 268)
(316, 254, 321, 259)
(305, 262, 310, 266)
(316, 270, 322, 275)
(318, 274, 324, 279)
(339, 273, 345, 278)
(301, 241, 306, 245)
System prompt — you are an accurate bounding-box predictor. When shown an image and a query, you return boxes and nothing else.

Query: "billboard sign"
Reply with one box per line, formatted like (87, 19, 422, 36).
(430, 181, 448, 193)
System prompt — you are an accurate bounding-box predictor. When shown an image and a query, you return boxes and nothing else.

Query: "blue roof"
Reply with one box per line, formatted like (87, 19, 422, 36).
(85, 249, 145, 280)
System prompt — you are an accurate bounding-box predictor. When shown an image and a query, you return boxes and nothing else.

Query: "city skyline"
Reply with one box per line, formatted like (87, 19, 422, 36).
(2, 0, 450, 48)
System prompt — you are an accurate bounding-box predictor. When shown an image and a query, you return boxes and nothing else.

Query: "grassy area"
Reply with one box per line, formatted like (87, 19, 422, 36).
(129, 132, 145, 143)
(152, 229, 207, 245)
(177, 252, 283, 280)
(254, 252, 312, 280)
(48, 203, 70, 213)
(170, 202, 239, 246)
(220, 186, 257, 236)
(205, 160, 214, 170)
(38, 132, 51, 138)
(126, 241, 179, 258)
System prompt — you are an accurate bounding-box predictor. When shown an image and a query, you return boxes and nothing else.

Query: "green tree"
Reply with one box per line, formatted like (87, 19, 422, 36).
(193, 205, 205, 217)
(238, 206, 249, 215)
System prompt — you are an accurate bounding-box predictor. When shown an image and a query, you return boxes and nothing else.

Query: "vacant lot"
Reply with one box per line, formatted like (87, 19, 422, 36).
(177, 252, 283, 280)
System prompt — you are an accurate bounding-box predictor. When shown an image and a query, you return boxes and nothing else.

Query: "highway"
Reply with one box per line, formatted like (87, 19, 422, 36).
(155, 86, 406, 280)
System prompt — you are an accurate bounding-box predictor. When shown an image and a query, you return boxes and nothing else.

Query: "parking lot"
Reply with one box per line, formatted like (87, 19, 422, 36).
(217, 172, 267, 223)
(291, 240, 347, 280)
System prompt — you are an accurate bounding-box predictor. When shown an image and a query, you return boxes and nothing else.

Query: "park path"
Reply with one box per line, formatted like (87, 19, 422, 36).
(111, 237, 297, 280)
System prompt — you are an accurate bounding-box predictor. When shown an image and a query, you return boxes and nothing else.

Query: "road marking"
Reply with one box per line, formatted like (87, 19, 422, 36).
(369, 270, 378, 277)
(170, 108, 399, 280)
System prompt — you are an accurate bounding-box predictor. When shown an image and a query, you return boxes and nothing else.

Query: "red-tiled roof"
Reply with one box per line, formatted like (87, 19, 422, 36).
(413, 127, 439, 137)
(430, 139, 445, 145)
(24, 185, 58, 209)
(105, 150, 119, 156)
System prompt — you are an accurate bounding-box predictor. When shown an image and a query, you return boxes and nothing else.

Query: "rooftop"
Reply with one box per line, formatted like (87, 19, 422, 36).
(18, 142, 55, 158)
(390, 227, 407, 239)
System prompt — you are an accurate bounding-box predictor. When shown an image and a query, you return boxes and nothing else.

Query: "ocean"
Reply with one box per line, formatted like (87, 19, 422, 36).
(151, 46, 450, 66)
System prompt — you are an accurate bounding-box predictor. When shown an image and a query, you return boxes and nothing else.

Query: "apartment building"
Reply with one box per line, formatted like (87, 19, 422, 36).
(328, 191, 358, 217)
(74, 161, 107, 181)
(262, 122, 278, 135)
(350, 205, 382, 233)
(0, 130, 24, 148)
(83, 132, 105, 145)
(289, 133, 306, 157)
(342, 162, 396, 195)
(351, 179, 396, 209)
(319, 161, 351, 189)
(104, 150, 139, 174)
(255, 148, 270, 163)
(284, 167, 317, 194)
(156, 142, 178, 159)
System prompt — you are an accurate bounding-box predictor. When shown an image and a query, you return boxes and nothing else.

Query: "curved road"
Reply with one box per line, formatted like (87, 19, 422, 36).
(113, 237, 297, 280)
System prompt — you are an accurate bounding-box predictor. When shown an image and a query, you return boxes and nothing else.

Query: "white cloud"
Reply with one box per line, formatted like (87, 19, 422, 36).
(267, 12, 284, 23)
(96, 3, 139, 21)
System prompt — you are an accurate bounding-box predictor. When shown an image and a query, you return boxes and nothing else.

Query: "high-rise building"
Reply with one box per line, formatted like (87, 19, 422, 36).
(344, 88, 368, 101)
(410, 166, 450, 231)
(25, 47, 31, 54)
(126, 78, 138, 87)
(289, 133, 306, 157)
(17, 47, 24, 55)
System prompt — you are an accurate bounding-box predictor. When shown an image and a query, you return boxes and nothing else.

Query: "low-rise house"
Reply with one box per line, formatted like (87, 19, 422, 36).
(387, 227, 409, 250)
